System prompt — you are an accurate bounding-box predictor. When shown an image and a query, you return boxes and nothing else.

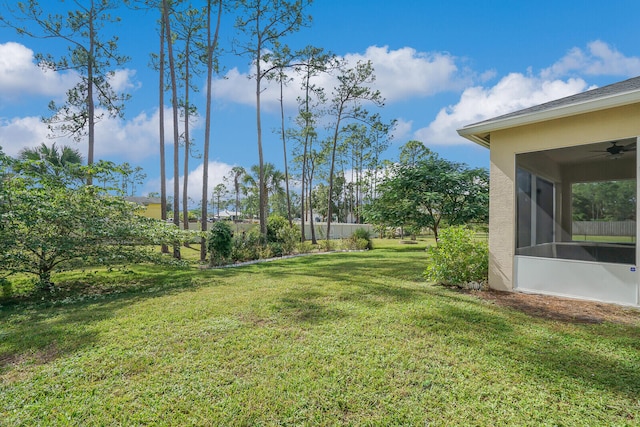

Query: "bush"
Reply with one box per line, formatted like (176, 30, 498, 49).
(296, 240, 314, 254)
(231, 229, 264, 262)
(268, 242, 284, 258)
(351, 228, 373, 249)
(424, 226, 488, 286)
(320, 239, 337, 252)
(208, 221, 233, 266)
(343, 237, 370, 250)
(276, 223, 301, 255)
(266, 215, 289, 243)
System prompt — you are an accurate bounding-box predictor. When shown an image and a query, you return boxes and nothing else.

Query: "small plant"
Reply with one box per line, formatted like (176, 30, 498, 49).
(208, 221, 233, 266)
(276, 223, 301, 255)
(268, 242, 284, 257)
(351, 228, 373, 249)
(266, 215, 289, 243)
(343, 237, 370, 250)
(296, 240, 314, 254)
(320, 239, 336, 252)
(424, 226, 488, 287)
(231, 229, 264, 262)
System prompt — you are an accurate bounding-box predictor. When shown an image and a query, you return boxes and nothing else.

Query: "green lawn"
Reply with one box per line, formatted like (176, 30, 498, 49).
(1, 239, 639, 425)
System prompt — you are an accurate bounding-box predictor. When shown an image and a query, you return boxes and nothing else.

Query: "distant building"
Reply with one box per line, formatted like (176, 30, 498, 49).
(124, 196, 162, 220)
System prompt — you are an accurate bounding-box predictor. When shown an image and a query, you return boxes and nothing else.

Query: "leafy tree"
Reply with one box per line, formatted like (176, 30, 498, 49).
(224, 166, 246, 221)
(200, 0, 224, 261)
(399, 140, 431, 167)
(119, 162, 146, 196)
(340, 118, 392, 223)
(2, 0, 130, 183)
(172, 3, 206, 233)
(266, 46, 296, 226)
(290, 45, 334, 242)
(207, 220, 233, 266)
(242, 163, 285, 216)
(572, 180, 636, 221)
(162, 0, 182, 259)
(325, 60, 384, 240)
(0, 156, 190, 290)
(212, 182, 228, 218)
(363, 153, 488, 241)
(233, 0, 312, 237)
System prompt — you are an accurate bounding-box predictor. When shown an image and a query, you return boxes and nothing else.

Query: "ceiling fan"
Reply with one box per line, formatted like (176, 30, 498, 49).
(591, 141, 636, 159)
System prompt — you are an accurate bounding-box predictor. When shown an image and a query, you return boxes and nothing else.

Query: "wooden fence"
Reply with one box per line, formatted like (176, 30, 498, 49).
(180, 221, 374, 240)
(302, 223, 374, 240)
(572, 221, 636, 237)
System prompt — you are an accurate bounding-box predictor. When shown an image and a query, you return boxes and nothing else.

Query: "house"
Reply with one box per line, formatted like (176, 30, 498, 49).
(457, 76, 640, 306)
(124, 196, 162, 220)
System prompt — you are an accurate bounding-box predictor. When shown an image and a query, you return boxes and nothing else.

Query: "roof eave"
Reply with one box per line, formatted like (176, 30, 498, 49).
(456, 90, 640, 148)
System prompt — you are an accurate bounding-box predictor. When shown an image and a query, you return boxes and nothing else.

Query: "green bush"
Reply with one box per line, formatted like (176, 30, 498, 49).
(208, 221, 233, 266)
(320, 239, 336, 252)
(276, 223, 301, 255)
(231, 229, 264, 262)
(266, 215, 289, 243)
(351, 228, 373, 249)
(268, 242, 284, 258)
(424, 226, 488, 286)
(296, 241, 314, 254)
(343, 237, 370, 250)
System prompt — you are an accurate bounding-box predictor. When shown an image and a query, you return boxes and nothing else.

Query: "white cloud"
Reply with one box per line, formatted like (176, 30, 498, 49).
(1, 105, 196, 162)
(108, 68, 141, 93)
(417, 40, 640, 146)
(541, 40, 640, 79)
(343, 46, 469, 102)
(211, 45, 478, 110)
(414, 74, 589, 145)
(0, 42, 78, 100)
(390, 118, 412, 141)
(0, 115, 51, 156)
(147, 160, 234, 203)
(0, 41, 139, 105)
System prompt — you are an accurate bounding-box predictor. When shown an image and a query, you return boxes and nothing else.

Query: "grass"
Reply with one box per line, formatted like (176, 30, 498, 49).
(1, 238, 639, 425)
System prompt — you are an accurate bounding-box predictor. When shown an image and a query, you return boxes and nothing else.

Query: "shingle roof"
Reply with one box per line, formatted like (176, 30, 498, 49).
(468, 76, 640, 127)
(124, 196, 161, 205)
(458, 76, 640, 147)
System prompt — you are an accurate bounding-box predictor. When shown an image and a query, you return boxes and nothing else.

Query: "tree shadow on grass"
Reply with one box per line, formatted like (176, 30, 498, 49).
(271, 289, 349, 323)
(250, 251, 427, 285)
(0, 265, 224, 375)
(411, 293, 640, 401)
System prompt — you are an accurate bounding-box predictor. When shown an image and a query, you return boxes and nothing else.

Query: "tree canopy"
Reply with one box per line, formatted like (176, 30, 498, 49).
(0, 149, 191, 290)
(363, 150, 488, 240)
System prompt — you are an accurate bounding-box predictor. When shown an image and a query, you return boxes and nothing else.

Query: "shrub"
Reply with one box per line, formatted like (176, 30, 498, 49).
(266, 215, 289, 243)
(231, 229, 264, 262)
(343, 237, 369, 250)
(351, 228, 373, 249)
(424, 226, 488, 286)
(276, 223, 301, 255)
(208, 221, 233, 266)
(268, 242, 284, 258)
(320, 239, 336, 252)
(296, 240, 314, 254)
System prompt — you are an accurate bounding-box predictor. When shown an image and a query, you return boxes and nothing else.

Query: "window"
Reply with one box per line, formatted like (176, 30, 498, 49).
(516, 168, 554, 250)
(515, 142, 636, 265)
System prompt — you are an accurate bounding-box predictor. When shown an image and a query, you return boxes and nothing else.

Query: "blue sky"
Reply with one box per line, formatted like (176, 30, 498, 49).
(2, 0, 640, 198)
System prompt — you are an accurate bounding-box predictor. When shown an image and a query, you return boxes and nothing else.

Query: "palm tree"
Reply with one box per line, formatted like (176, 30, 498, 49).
(243, 163, 285, 219)
(18, 143, 83, 179)
(224, 166, 246, 221)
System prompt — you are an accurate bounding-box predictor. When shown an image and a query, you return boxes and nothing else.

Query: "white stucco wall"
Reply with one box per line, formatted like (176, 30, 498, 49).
(488, 103, 640, 292)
